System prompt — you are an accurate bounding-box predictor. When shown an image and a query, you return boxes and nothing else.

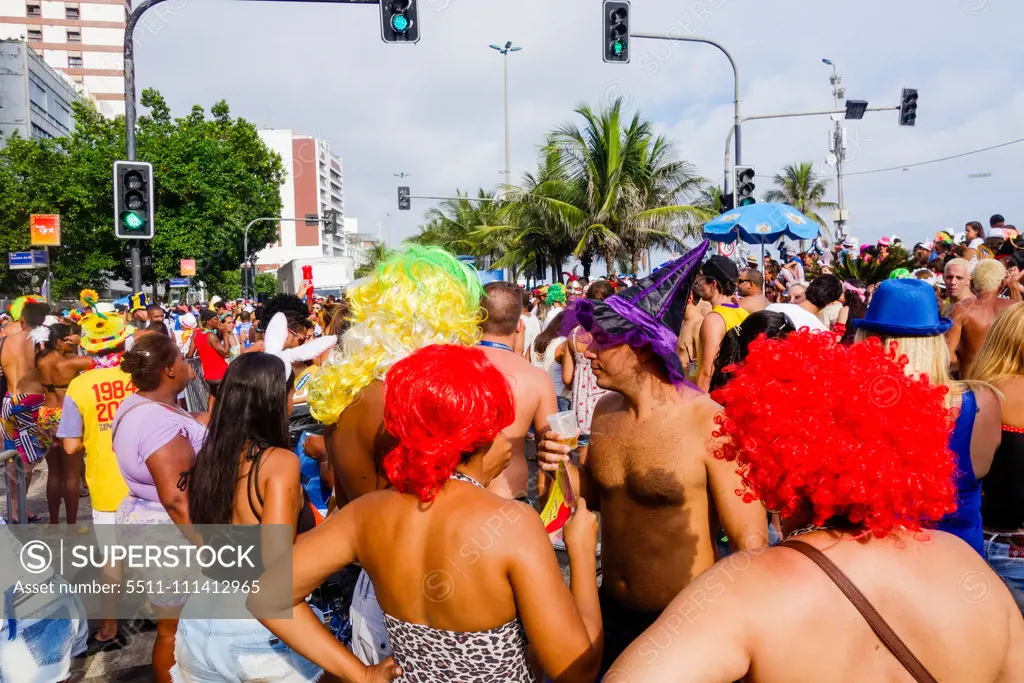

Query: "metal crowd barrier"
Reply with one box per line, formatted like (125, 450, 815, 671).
(1, 449, 27, 524)
(184, 357, 209, 413)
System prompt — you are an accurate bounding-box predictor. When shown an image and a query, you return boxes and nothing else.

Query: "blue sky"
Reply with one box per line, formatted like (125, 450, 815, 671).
(135, 0, 1021, 262)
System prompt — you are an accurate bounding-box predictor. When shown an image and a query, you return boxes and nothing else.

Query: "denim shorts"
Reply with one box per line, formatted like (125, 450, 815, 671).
(984, 533, 1024, 615)
(0, 587, 88, 683)
(171, 593, 323, 683)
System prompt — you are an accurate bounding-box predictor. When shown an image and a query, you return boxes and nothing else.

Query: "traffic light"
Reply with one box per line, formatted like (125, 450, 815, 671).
(114, 161, 154, 239)
(381, 0, 419, 44)
(398, 186, 411, 211)
(899, 88, 918, 127)
(735, 167, 756, 207)
(603, 1, 630, 63)
(721, 192, 735, 212)
(324, 209, 340, 235)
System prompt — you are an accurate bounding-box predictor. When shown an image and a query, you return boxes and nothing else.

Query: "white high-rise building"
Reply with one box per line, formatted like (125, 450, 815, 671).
(0, 0, 127, 117)
(255, 128, 354, 270)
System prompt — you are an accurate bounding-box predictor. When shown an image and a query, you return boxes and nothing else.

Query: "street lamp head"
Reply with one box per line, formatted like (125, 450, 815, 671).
(504, 40, 512, 49)
(509, 46, 522, 52)
(489, 44, 501, 51)
(822, 58, 833, 65)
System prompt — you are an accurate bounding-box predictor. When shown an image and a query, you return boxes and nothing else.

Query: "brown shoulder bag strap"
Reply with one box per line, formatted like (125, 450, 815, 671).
(780, 539, 938, 683)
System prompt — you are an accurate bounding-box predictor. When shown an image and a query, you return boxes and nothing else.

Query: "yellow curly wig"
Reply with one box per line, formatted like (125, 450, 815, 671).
(307, 245, 484, 424)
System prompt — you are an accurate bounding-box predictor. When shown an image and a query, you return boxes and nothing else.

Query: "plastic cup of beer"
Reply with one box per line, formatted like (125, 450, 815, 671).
(547, 411, 580, 463)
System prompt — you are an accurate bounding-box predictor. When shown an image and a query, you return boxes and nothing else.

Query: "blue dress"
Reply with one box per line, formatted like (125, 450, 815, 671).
(937, 389, 984, 555)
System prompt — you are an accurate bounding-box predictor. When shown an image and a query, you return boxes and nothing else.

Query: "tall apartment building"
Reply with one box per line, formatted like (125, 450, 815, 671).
(0, 0, 127, 117)
(0, 38, 85, 143)
(255, 128, 348, 270)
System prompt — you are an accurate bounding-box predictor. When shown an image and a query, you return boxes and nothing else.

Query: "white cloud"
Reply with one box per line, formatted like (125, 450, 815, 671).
(136, 0, 1023, 255)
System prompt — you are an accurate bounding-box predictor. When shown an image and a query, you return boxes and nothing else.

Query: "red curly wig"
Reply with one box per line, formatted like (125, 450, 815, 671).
(711, 330, 957, 538)
(383, 344, 515, 503)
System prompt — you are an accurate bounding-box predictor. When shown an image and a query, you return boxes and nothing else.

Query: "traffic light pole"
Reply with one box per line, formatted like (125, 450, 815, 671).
(631, 33, 741, 195)
(242, 216, 334, 298)
(720, 105, 899, 239)
(124, 0, 172, 294)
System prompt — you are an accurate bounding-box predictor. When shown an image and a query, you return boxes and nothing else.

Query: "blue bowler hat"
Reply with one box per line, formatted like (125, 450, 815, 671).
(852, 279, 951, 337)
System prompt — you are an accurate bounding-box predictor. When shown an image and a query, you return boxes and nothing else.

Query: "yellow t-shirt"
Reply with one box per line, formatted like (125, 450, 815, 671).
(64, 367, 137, 512)
(697, 304, 750, 375)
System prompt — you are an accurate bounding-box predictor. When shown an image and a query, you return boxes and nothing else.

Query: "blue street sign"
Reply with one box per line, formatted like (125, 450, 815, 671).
(8, 252, 33, 269)
(169, 278, 190, 289)
(8, 251, 47, 270)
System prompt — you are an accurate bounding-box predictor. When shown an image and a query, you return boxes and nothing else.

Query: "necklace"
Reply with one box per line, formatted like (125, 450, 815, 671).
(786, 523, 834, 539)
(478, 340, 512, 352)
(450, 471, 485, 490)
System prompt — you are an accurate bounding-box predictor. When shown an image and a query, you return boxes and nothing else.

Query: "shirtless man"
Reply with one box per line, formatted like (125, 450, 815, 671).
(607, 331, 1024, 683)
(538, 244, 768, 675)
(675, 288, 710, 371)
(942, 257, 972, 316)
(737, 268, 768, 313)
(478, 281, 557, 501)
(0, 301, 49, 522)
(947, 259, 1013, 377)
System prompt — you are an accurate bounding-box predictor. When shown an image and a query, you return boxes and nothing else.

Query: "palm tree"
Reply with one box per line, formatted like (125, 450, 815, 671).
(763, 162, 837, 238)
(414, 189, 502, 265)
(353, 243, 394, 279)
(694, 185, 726, 215)
(510, 98, 707, 276)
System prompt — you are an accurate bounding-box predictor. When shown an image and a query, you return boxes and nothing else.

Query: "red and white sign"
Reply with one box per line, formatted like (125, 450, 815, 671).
(717, 241, 736, 257)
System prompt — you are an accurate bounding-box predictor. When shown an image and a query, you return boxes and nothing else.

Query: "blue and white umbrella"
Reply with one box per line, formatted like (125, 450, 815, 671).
(703, 202, 820, 245)
(704, 203, 821, 293)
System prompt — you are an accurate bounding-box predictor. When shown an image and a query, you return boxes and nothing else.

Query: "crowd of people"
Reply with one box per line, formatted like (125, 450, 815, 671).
(0, 222, 1022, 681)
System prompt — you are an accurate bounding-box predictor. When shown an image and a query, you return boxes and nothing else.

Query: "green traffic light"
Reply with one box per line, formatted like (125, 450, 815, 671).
(121, 211, 145, 230)
(739, 198, 756, 207)
(391, 13, 409, 32)
(614, 40, 625, 55)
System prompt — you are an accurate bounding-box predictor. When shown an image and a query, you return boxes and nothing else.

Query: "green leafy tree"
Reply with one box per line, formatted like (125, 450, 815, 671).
(0, 90, 285, 298)
(763, 162, 837, 237)
(255, 272, 278, 297)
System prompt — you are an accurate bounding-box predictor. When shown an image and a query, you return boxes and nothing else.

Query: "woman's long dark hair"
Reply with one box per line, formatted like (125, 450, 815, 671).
(841, 278, 868, 346)
(188, 353, 293, 525)
(534, 311, 567, 355)
(710, 311, 794, 393)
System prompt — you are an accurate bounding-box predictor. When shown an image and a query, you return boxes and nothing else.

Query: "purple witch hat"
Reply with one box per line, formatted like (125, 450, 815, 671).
(561, 240, 711, 386)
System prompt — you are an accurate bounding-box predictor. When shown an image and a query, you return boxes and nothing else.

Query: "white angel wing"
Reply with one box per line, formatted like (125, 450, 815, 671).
(274, 335, 338, 379)
(263, 312, 289, 355)
(28, 326, 51, 346)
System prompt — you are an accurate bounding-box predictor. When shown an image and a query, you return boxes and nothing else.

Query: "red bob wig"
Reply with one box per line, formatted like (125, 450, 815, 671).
(712, 330, 957, 538)
(383, 344, 515, 503)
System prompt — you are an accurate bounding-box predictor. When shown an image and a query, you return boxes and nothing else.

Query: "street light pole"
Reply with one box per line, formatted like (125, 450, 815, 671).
(631, 33, 741, 195)
(823, 58, 847, 239)
(490, 42, 522, 193)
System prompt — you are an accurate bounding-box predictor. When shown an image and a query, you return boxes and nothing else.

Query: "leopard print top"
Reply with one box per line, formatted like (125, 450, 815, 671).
(382, 613, 536, 682)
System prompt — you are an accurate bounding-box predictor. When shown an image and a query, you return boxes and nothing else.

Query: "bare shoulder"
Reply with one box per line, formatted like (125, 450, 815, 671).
(262, 446, 302, 476)
(678, 390, 723, 427)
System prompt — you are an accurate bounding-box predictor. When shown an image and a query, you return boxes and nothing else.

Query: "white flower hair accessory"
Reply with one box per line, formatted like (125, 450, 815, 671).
(263, 312, 337, 380)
